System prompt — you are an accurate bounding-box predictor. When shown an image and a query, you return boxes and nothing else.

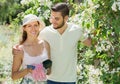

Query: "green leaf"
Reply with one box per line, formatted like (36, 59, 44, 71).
(86, 23, 90, 29)
(94, 20, 99, 29)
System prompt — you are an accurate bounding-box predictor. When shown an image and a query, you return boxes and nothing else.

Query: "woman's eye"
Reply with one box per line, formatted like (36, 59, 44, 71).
(27, 25, 32, 28)
(28, 26, 31, 28)
(34, 25, 38, 27)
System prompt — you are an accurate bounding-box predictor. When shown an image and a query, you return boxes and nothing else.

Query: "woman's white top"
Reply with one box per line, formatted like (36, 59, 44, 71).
(22, 41, 48, 80)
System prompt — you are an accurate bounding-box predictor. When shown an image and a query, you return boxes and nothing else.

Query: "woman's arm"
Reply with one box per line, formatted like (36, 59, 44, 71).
(11, 47, 32, 80)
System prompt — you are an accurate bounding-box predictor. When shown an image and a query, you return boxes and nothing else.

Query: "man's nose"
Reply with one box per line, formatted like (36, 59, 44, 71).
(49, 18, 56, 23)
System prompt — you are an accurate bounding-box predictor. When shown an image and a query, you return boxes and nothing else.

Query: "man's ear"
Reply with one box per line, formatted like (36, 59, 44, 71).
(64, 16, 69, 22)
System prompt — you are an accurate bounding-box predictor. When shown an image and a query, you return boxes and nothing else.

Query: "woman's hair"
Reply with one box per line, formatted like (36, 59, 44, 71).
(51, 3, 69, 17)
(19, 21, 40, 44)
(19, 26, 27, 45)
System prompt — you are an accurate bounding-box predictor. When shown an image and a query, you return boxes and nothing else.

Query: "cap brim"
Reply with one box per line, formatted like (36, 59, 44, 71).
(22, 19, 45, 29)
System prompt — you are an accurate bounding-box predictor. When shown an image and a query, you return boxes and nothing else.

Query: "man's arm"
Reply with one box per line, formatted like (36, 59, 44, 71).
(83, 37, 92, 47)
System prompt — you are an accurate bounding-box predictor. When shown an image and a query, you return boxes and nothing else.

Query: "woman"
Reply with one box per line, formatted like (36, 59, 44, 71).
(11, 14, 51, 84)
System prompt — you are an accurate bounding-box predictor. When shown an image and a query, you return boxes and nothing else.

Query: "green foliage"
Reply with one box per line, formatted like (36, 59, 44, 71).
(1, 0, 120, 83)
(0, 0, 22, 24)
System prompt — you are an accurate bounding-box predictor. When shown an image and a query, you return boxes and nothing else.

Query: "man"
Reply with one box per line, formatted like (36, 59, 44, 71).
(39, 2, 91, 84)
(13, 2, 91, 84)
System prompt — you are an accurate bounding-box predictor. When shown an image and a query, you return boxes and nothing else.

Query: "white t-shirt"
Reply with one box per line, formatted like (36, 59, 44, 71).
(39, 23, 87, 82)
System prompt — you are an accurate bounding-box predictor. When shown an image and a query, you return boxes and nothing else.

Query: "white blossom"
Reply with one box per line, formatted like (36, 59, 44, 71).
(20, 0, 32, 5)
(111, 2, 117, 11)
(111, 1, 120, 11)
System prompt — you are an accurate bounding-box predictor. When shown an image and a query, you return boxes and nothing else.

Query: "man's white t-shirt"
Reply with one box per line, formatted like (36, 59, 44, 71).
(39, 23, 86, 82)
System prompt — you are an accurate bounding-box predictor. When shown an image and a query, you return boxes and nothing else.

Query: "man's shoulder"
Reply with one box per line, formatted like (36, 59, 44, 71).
(68, 22, 82, 31)
(42, 25, 52, 31)
(41, 25, 52, 32)
(40, 25, 54, 36)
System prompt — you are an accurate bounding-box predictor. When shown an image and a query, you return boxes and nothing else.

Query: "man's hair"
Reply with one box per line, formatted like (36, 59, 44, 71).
(51, 3, 69, 17)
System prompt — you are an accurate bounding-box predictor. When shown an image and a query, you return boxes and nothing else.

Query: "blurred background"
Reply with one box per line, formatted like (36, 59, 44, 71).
(0, 0, 120, 84)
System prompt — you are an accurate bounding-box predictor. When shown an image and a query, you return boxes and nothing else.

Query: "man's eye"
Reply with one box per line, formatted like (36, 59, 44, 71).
(50, 16, 59, 21)
(55, 18, 59, 21)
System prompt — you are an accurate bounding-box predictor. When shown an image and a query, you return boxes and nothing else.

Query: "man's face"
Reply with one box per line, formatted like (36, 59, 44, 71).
(49, 11, 66, 29)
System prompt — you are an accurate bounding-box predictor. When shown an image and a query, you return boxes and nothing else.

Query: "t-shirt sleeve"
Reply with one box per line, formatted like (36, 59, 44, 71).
(79, 27, 88, 42)
(38, 30, 46, 40)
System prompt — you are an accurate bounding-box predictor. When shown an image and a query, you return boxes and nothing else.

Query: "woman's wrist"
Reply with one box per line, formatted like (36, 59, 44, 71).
(27, 68, 32, 73)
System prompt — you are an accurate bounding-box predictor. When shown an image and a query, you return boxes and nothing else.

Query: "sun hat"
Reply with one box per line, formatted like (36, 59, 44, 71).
(22, 14, 45, 29)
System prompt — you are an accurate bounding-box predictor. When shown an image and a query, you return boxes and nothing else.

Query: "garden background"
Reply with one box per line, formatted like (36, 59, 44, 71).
(0, 0, 120, 84)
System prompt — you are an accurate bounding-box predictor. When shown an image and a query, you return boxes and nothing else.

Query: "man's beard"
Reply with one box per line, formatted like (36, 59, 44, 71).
(53, 21, 65, 29)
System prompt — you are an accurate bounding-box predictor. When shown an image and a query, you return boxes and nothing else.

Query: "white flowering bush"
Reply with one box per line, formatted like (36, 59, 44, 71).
(74, 0, 120, 84)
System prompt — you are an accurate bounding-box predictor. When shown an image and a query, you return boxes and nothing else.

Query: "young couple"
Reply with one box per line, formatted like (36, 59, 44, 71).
(11, 2, 91, 84)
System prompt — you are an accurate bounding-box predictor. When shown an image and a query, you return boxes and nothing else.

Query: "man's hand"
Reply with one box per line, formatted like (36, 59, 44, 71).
(12, 44, 23, 56)
(83, 37, 92, 47)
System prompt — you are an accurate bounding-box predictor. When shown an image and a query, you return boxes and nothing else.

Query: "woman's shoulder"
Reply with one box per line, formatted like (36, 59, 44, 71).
(38, 39, 48, 44)
(38, 39, 49, 48)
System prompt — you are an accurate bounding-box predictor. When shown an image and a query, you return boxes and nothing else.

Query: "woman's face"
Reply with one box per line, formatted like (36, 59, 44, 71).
(23, 21, 40, 37)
